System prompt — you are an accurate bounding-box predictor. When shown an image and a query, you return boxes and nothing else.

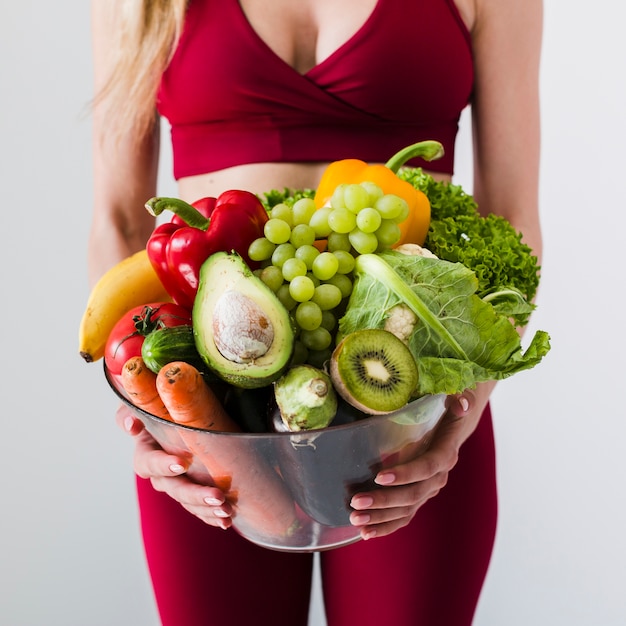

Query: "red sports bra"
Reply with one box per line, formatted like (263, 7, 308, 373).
(157, 0, 473, 179)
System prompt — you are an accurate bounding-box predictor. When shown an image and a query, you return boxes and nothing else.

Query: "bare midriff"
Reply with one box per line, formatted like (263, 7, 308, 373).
(177, 162, 452, 203)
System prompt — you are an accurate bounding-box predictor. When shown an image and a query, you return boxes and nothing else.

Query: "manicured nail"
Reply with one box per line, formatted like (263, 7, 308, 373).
(169, 463, 185, 474)
(459, 396, 469, 412)
(350, 495, 374, 509)
(362, 529, 377, 541)
(214, 509, 230, 518)
(375, 472, 395, 485)
(124, 416, 134, 432)
(204, 496, 222, 506)
(351, 512, 371, 526)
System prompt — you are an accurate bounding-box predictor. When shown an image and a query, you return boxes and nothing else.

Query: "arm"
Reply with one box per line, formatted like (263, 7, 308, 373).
(350, 0, 544, 539)
(89, 0, 159, 284)
(471, 0, 543, 260)
(91, 0, 233, 527)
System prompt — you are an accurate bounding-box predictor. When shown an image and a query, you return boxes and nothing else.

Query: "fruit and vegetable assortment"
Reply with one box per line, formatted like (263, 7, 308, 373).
(79, 141, 551, 438)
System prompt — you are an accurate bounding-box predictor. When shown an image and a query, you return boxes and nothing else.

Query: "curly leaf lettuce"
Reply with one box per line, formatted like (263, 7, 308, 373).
(397, 167, 541, 325)
(339, 252, 551, 396)
(258, 187, 315, 210)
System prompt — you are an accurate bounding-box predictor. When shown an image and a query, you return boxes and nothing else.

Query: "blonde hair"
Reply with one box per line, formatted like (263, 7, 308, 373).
(96, 0, 188, 143)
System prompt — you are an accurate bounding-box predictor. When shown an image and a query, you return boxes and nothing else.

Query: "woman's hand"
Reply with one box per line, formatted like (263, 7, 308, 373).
(349, 384, 495, 540)
(115, 406, 234, 529)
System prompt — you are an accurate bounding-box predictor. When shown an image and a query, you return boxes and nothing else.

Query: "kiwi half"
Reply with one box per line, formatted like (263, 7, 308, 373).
(329, 329, 418, 415)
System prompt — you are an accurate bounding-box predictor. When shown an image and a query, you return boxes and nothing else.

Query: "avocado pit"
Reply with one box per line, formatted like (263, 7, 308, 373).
(193, 252, 295, 388)
(212, 290, 274, 363)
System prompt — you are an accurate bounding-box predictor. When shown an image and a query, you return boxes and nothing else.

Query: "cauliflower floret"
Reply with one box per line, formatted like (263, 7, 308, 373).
(384, 304, 418, 344)
(394, 243, 438, 258)
(382, 243, 437, 342)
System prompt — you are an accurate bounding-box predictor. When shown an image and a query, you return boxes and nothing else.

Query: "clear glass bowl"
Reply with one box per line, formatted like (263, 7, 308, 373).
(105, 365, 447, 552)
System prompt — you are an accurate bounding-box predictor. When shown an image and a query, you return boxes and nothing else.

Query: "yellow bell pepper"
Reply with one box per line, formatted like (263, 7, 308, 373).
(314, 141, 444, 246)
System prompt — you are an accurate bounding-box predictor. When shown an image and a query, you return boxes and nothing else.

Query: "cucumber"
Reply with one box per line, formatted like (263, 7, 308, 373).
(141, 325, 206, 374)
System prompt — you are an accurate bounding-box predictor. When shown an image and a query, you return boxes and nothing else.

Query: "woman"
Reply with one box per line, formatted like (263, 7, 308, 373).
(90, 0, 543, 624)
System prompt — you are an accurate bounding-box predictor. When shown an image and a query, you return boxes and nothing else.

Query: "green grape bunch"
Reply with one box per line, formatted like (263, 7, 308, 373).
(249, 182, 409, 368)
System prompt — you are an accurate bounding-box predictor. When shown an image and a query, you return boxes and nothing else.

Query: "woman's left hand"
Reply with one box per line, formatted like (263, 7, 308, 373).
(349, 384, 494, 540)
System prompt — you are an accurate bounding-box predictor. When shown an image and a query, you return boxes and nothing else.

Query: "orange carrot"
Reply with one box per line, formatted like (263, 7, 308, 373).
(156, 361, 299, 539)
(156, 361, 240, 432)
(121, 356, 170, 419)
(156, 362, 241, 496)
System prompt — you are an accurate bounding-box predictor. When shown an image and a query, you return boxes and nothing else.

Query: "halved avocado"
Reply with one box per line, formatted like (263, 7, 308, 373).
(193, 252, 295, 388)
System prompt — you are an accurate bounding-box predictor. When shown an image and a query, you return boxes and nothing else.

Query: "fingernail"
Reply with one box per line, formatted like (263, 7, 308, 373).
(124, 416, 134, 432)
(375, 472, 395, 485)
(214, 509, 230, 518)
(459, 396, 469, 412)
(362, 529, 377, 541)
(351, 495, 374, 509)
(204, 496, 222, 506)
(351, 512, 371, 526)
(169, 463, 185, 474)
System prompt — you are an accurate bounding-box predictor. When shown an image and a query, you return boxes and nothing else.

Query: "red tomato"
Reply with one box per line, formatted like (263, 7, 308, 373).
(104, 302, 192, 375)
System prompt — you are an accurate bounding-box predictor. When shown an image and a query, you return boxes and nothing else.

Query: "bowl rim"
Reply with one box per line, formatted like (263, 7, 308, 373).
(104, 362, 447, 438)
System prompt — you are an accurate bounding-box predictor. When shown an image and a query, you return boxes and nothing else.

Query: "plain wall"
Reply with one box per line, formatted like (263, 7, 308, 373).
(1, 1, 624, 624)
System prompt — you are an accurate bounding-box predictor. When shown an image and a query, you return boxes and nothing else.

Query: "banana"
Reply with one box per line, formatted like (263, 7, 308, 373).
(79, 249, 172, 363)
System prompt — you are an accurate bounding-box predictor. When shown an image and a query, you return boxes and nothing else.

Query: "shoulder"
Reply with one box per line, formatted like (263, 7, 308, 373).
(450, 0, 542, 44)
(91, 0, 127, 54)
(468, 0, 543, 91)
(471, 0, 543, 44)
(466, 0, 543, 223)
(91, 0, 124, 28)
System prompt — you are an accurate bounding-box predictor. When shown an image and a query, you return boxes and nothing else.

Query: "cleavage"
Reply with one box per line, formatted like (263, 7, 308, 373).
(237, 0, 380, 74)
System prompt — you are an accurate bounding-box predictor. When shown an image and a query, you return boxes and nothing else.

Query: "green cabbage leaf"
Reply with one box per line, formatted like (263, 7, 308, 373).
(339, 252, 551, 396)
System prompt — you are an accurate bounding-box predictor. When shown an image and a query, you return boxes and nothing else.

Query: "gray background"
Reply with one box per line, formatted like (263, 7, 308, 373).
(1, 1, 625, 624)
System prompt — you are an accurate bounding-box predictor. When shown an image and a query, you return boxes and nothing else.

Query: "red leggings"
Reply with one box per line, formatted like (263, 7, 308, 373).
(136, 406, 497, 626)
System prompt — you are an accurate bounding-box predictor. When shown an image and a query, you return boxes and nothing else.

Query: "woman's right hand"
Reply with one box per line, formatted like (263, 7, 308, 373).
(115, 405, 234, 529)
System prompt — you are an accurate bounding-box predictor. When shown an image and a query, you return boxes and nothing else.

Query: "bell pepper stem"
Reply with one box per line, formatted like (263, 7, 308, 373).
(145, 197, 210, 231)
(384, 141, 445, 173)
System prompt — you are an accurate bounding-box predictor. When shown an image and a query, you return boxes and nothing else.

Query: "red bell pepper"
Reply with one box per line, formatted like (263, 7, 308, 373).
(145, 190, 269, 309)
